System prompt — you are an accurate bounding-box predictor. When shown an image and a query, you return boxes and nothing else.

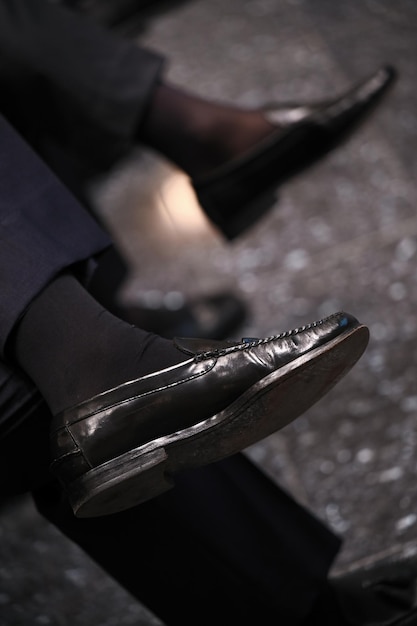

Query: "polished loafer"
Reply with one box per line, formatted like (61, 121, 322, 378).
(192, 65, 396, 239)
(50, 311, 369, 518)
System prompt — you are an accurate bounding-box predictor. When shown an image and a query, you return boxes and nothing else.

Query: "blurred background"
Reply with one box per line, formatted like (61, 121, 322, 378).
(1, 0, 417, 623)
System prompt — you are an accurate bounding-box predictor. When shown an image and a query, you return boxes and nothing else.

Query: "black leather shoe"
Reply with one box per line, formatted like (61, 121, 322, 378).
(50, 311, 369, 518)
(121, 290, 247, 339)
(193, 65, 396, 239)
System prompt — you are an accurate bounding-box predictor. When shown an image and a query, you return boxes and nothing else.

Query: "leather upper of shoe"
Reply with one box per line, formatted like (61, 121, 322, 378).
(50, 311, 361, 477)
(263, 65, 395, 128)
(193, 65, 396, 187)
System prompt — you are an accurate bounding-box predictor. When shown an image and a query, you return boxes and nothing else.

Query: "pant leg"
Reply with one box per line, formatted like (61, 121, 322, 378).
(0, 353, 341, 625)
(0, 366, 51, 492)
(33, 455, 341, 626)
(0, 113, 111, 356)
(0, 0, 165, 167)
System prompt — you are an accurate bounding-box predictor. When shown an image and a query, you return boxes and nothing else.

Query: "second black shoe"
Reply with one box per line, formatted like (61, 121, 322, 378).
(193, 65, 396, 239)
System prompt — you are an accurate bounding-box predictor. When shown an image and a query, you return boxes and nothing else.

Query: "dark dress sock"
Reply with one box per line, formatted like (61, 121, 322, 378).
(9, 273, 187, 415)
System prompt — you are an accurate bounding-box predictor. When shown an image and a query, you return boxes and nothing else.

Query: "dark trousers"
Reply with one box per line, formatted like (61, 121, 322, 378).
(0, 0, 164, 187)
(0, 4, 342, 623)
(0, 0, 164, 164)
(33, 455, 340, 626)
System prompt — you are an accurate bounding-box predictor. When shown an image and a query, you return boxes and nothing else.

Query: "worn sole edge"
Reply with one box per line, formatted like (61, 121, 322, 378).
(68, 324, 369, 517)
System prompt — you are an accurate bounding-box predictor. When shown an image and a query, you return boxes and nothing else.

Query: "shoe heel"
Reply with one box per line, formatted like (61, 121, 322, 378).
(223, 189, 278, 239)
(67, 446, 173, 518)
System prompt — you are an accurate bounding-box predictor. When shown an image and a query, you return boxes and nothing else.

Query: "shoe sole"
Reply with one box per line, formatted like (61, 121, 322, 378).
(69, 323, 369, 517)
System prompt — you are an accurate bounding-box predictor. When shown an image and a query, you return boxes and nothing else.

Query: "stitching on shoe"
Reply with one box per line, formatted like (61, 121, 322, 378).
(194, 312, 343, 362)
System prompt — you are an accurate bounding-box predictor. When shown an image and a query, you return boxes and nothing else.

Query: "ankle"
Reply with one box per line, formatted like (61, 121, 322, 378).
(140, 81, 275, 178)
